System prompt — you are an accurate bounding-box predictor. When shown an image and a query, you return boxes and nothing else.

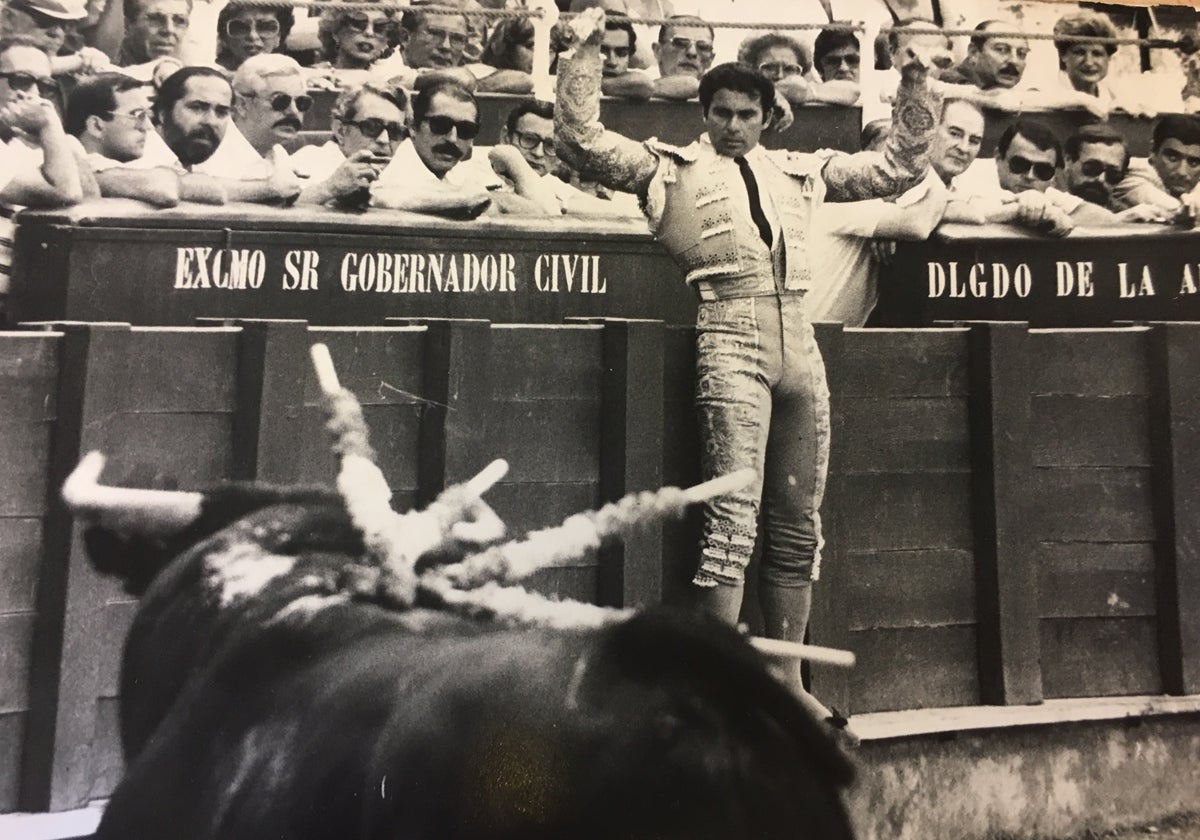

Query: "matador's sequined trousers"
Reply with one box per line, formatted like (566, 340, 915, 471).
(691, 292, 830, 589)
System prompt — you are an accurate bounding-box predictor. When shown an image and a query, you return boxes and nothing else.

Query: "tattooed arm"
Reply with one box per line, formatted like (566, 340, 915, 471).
(554, 9, 659, 197)
(822, 30, 947, 202)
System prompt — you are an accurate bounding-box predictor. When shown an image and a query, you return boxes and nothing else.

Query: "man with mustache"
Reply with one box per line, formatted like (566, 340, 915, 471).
(942, 20, 1028, 91)
(1062, 125, 1167, 223)
(1112, 115, 1200, 224)
(144, 65, 298, 204)
(371, 80, 532, 215)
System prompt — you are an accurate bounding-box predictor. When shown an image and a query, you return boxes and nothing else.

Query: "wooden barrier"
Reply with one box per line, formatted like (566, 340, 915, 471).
(3, 318, 1199, 812)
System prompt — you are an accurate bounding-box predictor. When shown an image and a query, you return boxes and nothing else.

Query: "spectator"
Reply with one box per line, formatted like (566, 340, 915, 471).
(1113, 114, 1200, 219)
(597, 14, 653, 99)
(1, 0, 112, 78)
(147, 65, 298, 203)
(118, 0, 191, 81)
(813, 26, 860, 83)
(1052, 12, 1117, 103)
(0, 35, 83, 300)
(315, 6, 398, 73)
(215, 2, 293, 72)
(739, 30, 857, 107)
(941, 20, 1028, 90)
(480, 16, 535, 73)
(65, 73, 183, 205)
(371, 80, 536, 214)
(651, 15, 714, 100)
(378, 2, 532, 94)
(928, 98, 983, 187)
(292, 81, 407, 181)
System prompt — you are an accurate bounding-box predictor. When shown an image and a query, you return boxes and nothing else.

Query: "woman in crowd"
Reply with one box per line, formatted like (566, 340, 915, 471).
(215, 2, 294, 71)
(315, 5, 400, 73)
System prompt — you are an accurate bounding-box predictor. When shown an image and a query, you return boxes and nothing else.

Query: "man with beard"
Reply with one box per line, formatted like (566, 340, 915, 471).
(1112, 115, 1200, 222)
(371, 80, 542, 215)
(145, 65, 298, 204)
(229, 54, 380, 206)
(1063, 125, 1167, 222)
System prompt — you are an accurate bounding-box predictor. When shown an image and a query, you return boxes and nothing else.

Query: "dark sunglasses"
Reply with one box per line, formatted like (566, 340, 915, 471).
(241, 90, 313, 112)
(600, 44, 631, 59)
(423, 115, 478, 139)
(347, 117, 406, 141)
(1078, 159, 1123, 185)
(511, 130, 554, 153)
(225, 17, 281, 38)
(1006, 155, 1056, 181)
(822, 53, 861, 68)
(0, 70, 58, 98)
(342, 13, 395, 37)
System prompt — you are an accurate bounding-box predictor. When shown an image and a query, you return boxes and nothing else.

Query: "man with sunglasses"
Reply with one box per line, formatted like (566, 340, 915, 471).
(0, 36, 84, 312)
(1062, 125, 1168, 223)
(1113, 115, 1200, 222)
(650, 15, 715, 101)
(738, 31, 859, 108)
(556, 9, 948, 711)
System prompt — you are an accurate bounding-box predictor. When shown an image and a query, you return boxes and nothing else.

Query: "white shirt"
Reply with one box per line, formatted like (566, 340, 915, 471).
(373, 138, 501, 199)
(952, 157, 1084, 214)
(140, 124, 274, 178)
(0, 137, 45, 292)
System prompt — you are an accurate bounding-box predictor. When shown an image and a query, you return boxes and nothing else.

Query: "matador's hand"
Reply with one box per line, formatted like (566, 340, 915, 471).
(563, 6, 606, 50)
(891, 22, 952, 81)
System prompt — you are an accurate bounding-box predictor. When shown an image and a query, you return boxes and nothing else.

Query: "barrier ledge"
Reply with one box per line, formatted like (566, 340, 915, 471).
(853, 694, 1200, 742)
(0, 801, 103, 840)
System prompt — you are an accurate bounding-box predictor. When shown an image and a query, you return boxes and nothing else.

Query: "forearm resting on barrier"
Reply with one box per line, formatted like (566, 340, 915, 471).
(554, 13, 658, 198)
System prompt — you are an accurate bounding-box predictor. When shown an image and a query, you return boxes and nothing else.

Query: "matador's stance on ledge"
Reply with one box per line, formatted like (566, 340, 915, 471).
(555, 9, 948, 684)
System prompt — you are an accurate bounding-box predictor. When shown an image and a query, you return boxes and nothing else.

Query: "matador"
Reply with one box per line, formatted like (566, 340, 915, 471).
(555, 10, 947, 655)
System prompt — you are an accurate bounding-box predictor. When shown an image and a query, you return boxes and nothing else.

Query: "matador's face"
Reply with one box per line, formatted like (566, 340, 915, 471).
(703, 88, 767, 158)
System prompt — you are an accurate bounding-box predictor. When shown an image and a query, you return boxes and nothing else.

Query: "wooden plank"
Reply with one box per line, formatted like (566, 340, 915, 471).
(203, 319, 310, 484)
(1147, 322, 1200, 695)
(1028, 329, 1149, 396)
(405, 319, 492, 505)
(968, 322, 1041, 705)
(305, 327, 425, 406)
(839, 329, 969, 397)
(844, 549, 976, 631)
(838, 397, 970, 474)
(100, 413, 234, 490)
(124, 328, 238, 412)
(0, 519, 41, 613)
(1039, 616, 1161, 698)
(1030, 395, 1151, 468)
(22, 323, 130, 812)
(839, 472, 974, 553)
(485, 401, 601, 485)
(93, 601, 138, 700)
(1037, 543, 1156, 620)
(0, 421, 52, 516)
(849, 626, 981, 713)
(296, 403, 422, 493)
(86, 697, 122, 802)
(0, 334, 58, 422)
(808, 322, 850, 712)
(1030, 467, 1155, 543)
(490, 325, 604, 401)
(0, 712, 23, 812)
(0, 612, 35, 714)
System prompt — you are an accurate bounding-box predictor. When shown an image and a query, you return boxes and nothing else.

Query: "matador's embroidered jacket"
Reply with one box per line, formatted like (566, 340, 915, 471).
(555, 42, 943, 295)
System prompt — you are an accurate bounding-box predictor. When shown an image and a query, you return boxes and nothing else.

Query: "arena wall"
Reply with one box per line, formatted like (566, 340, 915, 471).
(0, 318, 1197, 825)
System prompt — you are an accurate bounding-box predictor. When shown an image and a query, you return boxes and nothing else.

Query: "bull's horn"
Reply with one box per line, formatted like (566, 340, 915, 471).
(749, 637, 857, 669)
(310, 343, 340, 395)
(682, 468, 757, 503)
(62, 451, 204, 534)
(466, 459, 508, 495)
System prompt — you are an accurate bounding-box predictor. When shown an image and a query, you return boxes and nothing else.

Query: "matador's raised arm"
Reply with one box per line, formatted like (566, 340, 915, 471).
(821, 28, 949, 202)
(554, 9, 659, 198)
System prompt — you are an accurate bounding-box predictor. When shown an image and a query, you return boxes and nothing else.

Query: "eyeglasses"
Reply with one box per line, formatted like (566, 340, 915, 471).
(108, 108, 153, 124)
(239, 90, 313, 113)
(667, 36, 713, 55)
(142, 11, 190, 30)
(341, 13, 395, 37)
(822, 52, 861, 68)
(225, 17, 281, 38)
(421, 25, 468, 49)
(346, 118, 406, 141)
(511, 130, 554, 153)
(758, 61, 804, 77)
(423, 115, 478, 139)
(0, 71, 58, 98)
(600, 44, 631, 59)
(1006, 155, 1056, 181)
(1078, 159, 1123, 185)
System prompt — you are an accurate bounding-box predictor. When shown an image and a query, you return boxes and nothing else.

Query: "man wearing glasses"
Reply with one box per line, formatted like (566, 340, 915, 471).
(0, 36, 84, 311)
(1063, 125, 1168, 223)
(651, 15, 715, 101)
(118, 0, 192, 80)
(738, 31, 858, 107)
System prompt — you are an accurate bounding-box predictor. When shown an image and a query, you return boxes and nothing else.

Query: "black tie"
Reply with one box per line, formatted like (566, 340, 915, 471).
(735, 156, 773, 248)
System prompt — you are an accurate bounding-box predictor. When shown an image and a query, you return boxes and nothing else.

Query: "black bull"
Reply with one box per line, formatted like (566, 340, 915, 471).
(83, 483, 856, 840)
